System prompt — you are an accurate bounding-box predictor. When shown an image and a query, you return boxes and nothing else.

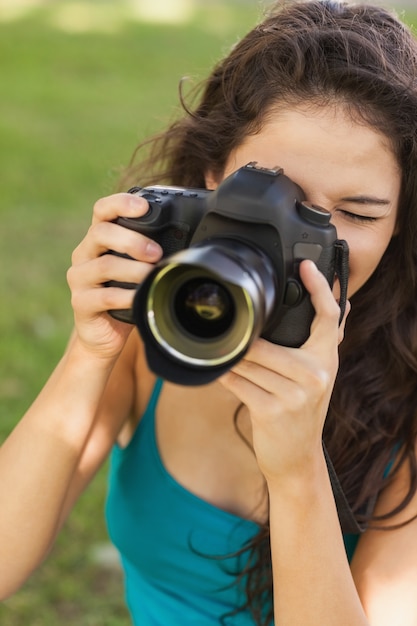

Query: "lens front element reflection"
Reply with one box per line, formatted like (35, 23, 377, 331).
(175, 279, 235, 339)
(147, 264, 254, 366)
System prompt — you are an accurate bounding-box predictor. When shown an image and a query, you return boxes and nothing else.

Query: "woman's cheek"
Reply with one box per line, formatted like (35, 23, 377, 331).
(345, 239, 388, 297)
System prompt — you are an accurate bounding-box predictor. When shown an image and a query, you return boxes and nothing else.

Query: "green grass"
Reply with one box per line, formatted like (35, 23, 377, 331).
(0, 2, 260, 624)
(1, 2, 416, 624)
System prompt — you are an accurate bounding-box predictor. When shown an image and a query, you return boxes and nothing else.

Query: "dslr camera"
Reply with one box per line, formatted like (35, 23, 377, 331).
(109, 162, 348, 385)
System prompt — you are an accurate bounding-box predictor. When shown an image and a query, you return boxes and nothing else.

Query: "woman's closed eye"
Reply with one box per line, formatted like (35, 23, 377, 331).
(336, 209, 379, 224)
(334, 194, 392, 224)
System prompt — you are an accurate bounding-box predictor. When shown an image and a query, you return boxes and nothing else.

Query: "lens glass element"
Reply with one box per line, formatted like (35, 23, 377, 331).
(146, 264, 255, 367)
(174, 279, 234, 339)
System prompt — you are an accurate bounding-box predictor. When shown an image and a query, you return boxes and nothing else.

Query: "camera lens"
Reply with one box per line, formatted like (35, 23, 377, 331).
(132, 241, 278, 381)
(144, 263, 255, 366)
(174, 279, 235, 339)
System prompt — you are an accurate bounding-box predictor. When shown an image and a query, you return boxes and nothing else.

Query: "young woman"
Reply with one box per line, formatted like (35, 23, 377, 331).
(1, 1, 417, 624)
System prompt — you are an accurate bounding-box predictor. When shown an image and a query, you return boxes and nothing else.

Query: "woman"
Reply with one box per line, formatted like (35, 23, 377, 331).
(1, 1, 417, 624)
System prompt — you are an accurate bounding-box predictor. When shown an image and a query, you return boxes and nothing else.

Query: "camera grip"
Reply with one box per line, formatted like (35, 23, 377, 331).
(107, 210, 198, 323)
(265, 245, 335, 347)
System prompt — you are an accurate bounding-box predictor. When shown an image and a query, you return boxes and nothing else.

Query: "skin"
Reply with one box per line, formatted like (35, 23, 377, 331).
(2, 105, 417, 625)
(208, 106, 401, 300)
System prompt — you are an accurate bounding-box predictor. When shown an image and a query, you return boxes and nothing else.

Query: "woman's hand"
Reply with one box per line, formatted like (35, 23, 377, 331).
(220, 260, 350, 484)
(66, 192, 163, 360)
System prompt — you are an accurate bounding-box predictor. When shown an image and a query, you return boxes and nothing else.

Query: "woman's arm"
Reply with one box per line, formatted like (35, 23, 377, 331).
(221, 260, 370, 625)
(267, 456, 368, 625)
(0, 192, 162, 599)
(0, 337, 122, 599)
(222, 260, 417, 624)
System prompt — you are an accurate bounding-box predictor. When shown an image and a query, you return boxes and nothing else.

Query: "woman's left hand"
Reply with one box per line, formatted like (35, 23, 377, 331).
(220, 259, 350, 484)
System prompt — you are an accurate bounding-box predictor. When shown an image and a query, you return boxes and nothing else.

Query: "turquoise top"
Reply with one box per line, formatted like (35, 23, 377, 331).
(105, 379, 359, 625)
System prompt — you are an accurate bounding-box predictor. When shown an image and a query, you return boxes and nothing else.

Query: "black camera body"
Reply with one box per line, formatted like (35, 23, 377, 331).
(110, 162, 348, 385)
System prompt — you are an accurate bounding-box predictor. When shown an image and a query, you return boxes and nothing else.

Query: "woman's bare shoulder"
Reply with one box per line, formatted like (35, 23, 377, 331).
(351, 442, 417, 624)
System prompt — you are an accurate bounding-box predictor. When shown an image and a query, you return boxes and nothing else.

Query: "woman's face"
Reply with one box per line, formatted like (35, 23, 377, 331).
(207, 106, 401, 299)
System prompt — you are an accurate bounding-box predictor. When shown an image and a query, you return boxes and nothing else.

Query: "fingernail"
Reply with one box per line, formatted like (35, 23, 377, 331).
(128, 195, 147, 212)
(146, 241, 162, 259)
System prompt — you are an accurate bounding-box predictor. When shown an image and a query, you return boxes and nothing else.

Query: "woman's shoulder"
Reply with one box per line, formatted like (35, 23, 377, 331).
(351, 441, 417, 620)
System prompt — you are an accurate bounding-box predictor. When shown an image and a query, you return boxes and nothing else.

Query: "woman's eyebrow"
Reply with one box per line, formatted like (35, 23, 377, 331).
(340, 195, 391, 206)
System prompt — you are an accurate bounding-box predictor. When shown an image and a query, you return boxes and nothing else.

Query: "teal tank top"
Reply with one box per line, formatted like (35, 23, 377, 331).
(106, 379, 265, 625)
(105, 379, 359, 625)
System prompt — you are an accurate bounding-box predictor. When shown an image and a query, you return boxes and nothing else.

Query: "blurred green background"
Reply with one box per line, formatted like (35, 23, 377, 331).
(0, 1, 415, 624)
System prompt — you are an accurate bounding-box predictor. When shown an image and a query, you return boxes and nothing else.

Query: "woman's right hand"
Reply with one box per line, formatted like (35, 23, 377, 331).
(67, 192, 163, 360)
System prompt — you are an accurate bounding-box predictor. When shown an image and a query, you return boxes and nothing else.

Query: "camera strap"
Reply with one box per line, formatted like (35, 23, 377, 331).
(334, 239, 349, 325)
(323, 444, 365, 535)
(324, 239, 365, 535)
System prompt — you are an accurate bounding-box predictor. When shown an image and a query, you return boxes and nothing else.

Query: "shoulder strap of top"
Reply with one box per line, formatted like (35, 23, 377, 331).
(142, 377, 164, 422)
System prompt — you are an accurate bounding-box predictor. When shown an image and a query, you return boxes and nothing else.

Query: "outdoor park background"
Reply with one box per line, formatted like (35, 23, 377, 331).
(0, 0, 415, 624)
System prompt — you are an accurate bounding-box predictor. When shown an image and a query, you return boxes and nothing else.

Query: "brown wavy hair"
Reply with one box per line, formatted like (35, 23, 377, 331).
(121, 1, 417, 623)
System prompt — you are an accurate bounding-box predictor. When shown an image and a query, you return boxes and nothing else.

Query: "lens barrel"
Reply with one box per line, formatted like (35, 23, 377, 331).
(132, 240, 277, 383)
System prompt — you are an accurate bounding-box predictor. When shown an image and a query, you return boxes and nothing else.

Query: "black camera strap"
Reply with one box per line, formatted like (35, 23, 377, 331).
(323, 445, 365, 535)
(323, 239, 365, 535)
(335, 239, 349, 325)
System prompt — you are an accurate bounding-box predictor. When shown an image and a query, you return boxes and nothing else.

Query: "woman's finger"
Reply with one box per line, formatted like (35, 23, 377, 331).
(229, 340, 332, 403)
(91, 192, 149, 225)
(337, 299, 351, 345)
(72, 220, 162, 265)
(226, 353, 301, 397)
(298, 260, 341, 349)
(67, 254, 154, 290)
(237, 339, 300, 379)
(71, 284, 138, 319)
